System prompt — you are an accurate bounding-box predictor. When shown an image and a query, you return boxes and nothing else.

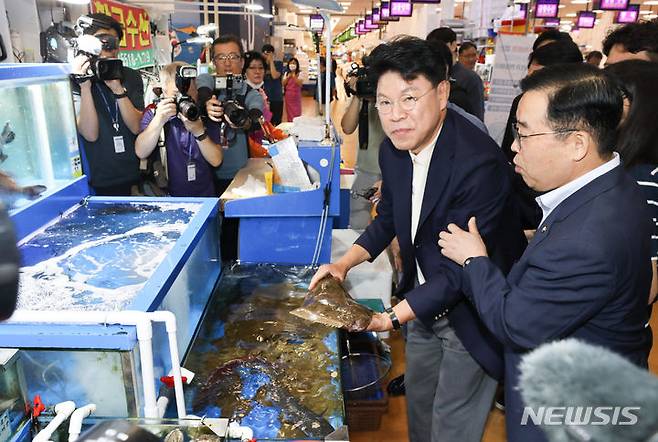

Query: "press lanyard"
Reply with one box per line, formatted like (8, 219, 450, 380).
(96, 84, 120, 133)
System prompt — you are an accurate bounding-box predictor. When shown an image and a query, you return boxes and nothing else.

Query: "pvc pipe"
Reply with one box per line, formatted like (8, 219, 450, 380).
(149, 311, 186, 418)
(68, 403, 97, 441)
(8, 311, 160, 418)
(33, 400, 76, 442)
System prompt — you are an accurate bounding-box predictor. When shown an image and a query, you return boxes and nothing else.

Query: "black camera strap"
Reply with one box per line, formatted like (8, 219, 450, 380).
(358, 101, 369, 150)
(96, 83, 120, 133)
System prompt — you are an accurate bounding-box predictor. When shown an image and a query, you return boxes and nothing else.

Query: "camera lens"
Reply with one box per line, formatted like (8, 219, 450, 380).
(178, 99, 200, 121)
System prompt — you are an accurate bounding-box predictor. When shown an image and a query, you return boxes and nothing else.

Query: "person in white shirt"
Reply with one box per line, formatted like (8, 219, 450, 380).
(310, 36, 525, 442)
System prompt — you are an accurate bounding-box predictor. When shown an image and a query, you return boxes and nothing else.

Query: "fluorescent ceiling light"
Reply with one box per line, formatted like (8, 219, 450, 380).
(59, 0, 91, 4)
(558, 4, 566, 8)
(643, 0, 658, 4)
(639, 9, 652, 13)
(244, 4, 264, 11)
(571, 0, 589, 4)
(593, 9, 603, 12)
(259, 13, 274, 18)
(566, 12, 577, 16)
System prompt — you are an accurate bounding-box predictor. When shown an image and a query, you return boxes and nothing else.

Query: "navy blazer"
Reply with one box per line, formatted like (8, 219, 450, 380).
(355, 109, 526, 380)
(464, 165, 653, 441)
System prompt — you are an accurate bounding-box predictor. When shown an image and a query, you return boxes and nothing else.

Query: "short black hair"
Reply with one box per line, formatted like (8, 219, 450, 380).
(83, 13, 123, 41)
(426, 39, 454, 76)
(261, 44, 275, 53)
(604, 60, 658, 168)
(369, 36, 449, 89)
(520, 63, 622, 156)
(242, 51, 266, 75)
(212, 34, 244, 57)
(602, 19, 658, 62)
(586, 50, 603, 62)
(533, 29, 572, 51)
(528, 40, 583, 68)
(458, 41, 477, 54)
(426, 27, 457, 45)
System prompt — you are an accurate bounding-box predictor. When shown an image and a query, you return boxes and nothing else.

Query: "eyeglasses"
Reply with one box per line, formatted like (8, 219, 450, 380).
(512, 121, 578, 147)
(213, 53, 242, 62)
(375, 86, 436, 115)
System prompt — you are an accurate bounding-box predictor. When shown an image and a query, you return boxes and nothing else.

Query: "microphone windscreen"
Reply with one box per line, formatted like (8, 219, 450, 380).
(519, 339, 658, 442)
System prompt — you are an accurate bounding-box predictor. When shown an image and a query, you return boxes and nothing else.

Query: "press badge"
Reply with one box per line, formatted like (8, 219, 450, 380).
(187, 162, 196, 181)
(113, 136, 125, 153)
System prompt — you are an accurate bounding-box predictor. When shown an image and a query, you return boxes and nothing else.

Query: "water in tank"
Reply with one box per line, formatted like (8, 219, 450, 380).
(17, 201, 201, 311)
(0, 75, 81, 205)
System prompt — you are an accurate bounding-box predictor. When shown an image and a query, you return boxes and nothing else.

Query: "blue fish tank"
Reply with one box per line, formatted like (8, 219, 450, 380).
(0, 65, 349, 441)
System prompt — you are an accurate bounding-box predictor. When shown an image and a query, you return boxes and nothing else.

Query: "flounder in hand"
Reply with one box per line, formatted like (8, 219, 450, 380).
(291, 275, 373, 332)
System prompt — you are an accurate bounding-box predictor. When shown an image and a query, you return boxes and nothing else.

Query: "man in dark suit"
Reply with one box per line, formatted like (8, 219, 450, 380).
(439, 63, 653, 441)
(310, 37, 525, 442)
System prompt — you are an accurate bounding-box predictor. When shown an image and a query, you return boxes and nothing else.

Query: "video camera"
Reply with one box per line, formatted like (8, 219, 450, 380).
(160, 65, 200, 121)
(213, 74, 262, 130)
(72, 32, 123, 82)
(70, 15, 126, 80)
(344, 57, 375, 99)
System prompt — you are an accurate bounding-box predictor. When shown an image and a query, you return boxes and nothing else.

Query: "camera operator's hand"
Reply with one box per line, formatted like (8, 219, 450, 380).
(347, 76, 358, 93)
(206, 95, 224, 123)
(153, 98, 177, 127)
(105, 79, 124, 95)
(71, 55, 92, 86)
(180, 114, 204, 136)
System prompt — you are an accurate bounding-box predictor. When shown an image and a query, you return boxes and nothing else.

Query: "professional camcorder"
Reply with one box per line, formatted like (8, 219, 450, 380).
(69, 15, 123, 82)
(344, 57, 375, 99)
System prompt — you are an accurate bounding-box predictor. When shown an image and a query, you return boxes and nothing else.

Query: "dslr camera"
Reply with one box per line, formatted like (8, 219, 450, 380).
(213, 74, 261, 130)
(344, 56, 375, 100)
(154, 66, 200, 121)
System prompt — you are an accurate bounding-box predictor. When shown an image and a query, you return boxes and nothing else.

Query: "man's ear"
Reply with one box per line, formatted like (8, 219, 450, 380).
(571, 130, 591, 162)
(438, 80, 450, 110)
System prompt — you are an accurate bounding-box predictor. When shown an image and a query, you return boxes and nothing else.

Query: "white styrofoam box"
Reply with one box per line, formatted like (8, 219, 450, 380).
(331, 229, 393, 309)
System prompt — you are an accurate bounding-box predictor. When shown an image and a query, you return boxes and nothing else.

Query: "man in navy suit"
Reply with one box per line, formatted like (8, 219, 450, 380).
(439, 63, 653, 441)
(310, 37, 525, 442)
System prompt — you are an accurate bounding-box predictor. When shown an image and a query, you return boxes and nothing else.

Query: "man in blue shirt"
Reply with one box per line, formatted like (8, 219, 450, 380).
(196, 34, 264, 261)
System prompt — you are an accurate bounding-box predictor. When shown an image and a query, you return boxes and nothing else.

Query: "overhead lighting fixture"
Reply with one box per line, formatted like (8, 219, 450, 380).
(566, 12, 578, 16)
(558, 4, 566, 7)
(244, 4, 264, 11)
(639, 9, 652, 13)
(259, 13, 274, 18)
(643, 0, 658, 4)
(571, 0, 589, 4)
(59, 0, 91, 4)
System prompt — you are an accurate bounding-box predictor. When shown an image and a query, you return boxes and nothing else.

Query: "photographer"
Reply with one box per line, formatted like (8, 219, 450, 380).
(70, 13, 144, 196)
(135, 63, 222, 197)
(196, 34, 264, 261)
(341, 60, 383, 230)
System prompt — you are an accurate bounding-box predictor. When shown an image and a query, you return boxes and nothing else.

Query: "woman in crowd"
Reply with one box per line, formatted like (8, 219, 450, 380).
(605, 60, 658, 305)
(243, 51, 272, 156)
(283, 57, 303, 121)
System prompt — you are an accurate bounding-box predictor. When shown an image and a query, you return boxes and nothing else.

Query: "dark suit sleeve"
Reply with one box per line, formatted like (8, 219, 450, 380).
(354, 168, 396, 260)
(466, 72, 485, 121)
(405, 154, 513, 323)
(463, 239, 616, 351)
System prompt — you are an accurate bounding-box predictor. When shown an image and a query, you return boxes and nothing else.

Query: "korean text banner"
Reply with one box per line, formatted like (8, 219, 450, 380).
(91, 0, 155, 69)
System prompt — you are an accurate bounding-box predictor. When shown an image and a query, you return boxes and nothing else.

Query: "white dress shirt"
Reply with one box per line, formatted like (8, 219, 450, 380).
(536, 152, 621, 226)
(410, 127, 442, 285)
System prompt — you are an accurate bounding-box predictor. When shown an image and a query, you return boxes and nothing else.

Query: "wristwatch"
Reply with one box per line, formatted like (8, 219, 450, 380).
(384, 307, 401, 330)
(113, 88, 128, 99)
(194, 131, 208, 142)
